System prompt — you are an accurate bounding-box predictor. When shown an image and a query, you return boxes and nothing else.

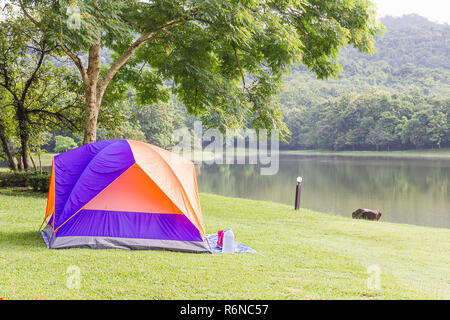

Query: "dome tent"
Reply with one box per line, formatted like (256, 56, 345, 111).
(41, 139, 210, 253)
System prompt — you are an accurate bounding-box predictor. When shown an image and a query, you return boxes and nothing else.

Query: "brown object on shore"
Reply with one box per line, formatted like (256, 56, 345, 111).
(352, 208, 382, 221)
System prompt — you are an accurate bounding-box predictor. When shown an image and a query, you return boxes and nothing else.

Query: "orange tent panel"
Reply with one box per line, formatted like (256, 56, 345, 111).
(44, 159, 55, 221)
(128, 140, 206, 235)
(84, 163, 182, 215)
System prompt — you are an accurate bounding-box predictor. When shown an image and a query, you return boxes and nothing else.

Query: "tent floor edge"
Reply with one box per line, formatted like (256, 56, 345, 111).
(40, 224, 54, 248)
(45, 235, 212, 253)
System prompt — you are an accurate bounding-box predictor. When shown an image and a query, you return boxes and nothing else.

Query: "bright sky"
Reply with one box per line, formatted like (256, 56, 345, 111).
(371, 0, 450, 24)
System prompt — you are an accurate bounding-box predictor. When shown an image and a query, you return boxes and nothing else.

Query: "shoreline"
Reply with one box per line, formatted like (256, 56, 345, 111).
(280, 149, 450, 160)
(2, 149, 449, 172)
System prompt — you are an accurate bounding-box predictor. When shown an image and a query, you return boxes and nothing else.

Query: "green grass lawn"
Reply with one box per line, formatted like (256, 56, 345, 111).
(0, 187, 448, 300)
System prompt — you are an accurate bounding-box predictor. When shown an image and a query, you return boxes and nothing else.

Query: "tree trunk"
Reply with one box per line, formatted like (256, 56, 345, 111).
(28, 148, 37, 172)
(83, 40, 101, 145)
(0, 123, 17, 171)
(19, 132, 29, 171)
(16, 153, 23, 171)
(16, 104, 30, 170)
(38, 153, 42, 174)
(83, 95, 100, 145)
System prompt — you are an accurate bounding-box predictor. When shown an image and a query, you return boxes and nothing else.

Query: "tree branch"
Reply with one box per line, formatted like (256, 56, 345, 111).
(0, 64, 19, 102)
(27, 108, 79, 131)
(21, 44, 46, 103)
(96, 19, 185, 105)
(18, 0, 45, 32)
(233, 44, 247, 93)
(19, 1, 88, 86)
(57, 18, 88, 86)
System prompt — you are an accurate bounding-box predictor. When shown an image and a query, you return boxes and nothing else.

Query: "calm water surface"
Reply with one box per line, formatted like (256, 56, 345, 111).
(196, 153, 450, 228)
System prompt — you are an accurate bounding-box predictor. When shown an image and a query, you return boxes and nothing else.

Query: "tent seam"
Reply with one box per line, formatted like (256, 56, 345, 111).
(55, 140, 136, 232)
(55, 161, 136, 232)
(129, 141, 204, 235)
(55, 141, 115, 228)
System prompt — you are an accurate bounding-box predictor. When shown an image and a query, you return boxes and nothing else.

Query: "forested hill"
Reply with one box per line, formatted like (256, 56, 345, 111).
(280, 14, 450, 151)
(349, 14, 450, 71)
(281, 14, 450, 107)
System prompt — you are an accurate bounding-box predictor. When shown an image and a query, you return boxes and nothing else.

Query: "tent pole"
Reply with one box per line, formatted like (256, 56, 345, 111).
(37, 218, 46, 232)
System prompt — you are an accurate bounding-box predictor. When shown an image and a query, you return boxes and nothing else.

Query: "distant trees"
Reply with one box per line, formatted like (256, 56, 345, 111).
(135, 100, 178, 149)
(282, 91, 450, 151)
(428, 111, 449, 149)
(54, 135, 78, 153)
(278, 15, 450, 151)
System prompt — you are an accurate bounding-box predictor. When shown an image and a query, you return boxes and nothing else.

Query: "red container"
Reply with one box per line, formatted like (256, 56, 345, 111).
(217, 230, 224, 248)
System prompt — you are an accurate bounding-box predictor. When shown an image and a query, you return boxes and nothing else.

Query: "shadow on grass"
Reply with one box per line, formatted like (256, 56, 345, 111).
(0, 230, 46, 249)
(0, 187, 47, 199)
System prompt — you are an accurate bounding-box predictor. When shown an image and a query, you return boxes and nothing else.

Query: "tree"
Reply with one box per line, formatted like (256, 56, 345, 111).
(95, 98, 147, 142)
(427, 111, 448, 149)
(54, 135, 78, 153)
(284, 108, 304, 149)
(17, 0, 383, 144)
(365, 128, 395, 151)
(136, 100, 177, 149)
(0, 12, 83, 170)
(345, 129, 360, 150)
(0, 90, 17, 170)
(400, 118, 427, 148)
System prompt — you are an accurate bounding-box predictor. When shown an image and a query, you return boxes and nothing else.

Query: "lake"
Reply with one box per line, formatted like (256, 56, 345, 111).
(196, 153, 450, 229)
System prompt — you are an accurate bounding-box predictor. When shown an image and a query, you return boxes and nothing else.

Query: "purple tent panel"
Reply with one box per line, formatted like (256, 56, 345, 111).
(53, 140, 135, 230)
(56, 210, 203, 241)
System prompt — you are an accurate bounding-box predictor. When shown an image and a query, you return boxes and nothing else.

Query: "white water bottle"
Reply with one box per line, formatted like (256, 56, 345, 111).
(222, 228, 235, 253)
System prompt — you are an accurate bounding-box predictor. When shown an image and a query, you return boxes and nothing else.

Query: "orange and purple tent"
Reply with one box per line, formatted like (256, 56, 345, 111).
(41, 139, 210, 253)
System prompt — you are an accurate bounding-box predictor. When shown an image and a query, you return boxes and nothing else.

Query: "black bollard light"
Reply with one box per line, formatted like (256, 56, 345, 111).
(294, 176, 302, 210)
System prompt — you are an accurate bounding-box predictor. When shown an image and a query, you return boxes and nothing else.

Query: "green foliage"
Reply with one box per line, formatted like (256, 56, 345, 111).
(54, 135, 78, 153)
(283, 91, 450, 150)
(135, 100, 177, 149)
(27, 172, 51, 192)
(280, 15, 450, 104)
(0, 171, 50, 192)
(279, 15, 450, 151)
(0, 9, 83, 169)
(94, 92, 182, 149)
(19, 0, 382, 137)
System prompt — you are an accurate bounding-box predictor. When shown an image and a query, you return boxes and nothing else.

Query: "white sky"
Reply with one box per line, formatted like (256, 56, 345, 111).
(372, 0, 450, 24)
(1, 0, 449, 24)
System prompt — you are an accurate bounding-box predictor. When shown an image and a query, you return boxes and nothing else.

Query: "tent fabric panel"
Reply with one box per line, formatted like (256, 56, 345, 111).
(144, 143, 205, 234)
(128, 140, 206, 235)
(44, 159, 55, 221)
(56, 209, 203, 242)
(53, 140, 114, 224)
(41, 224, 52, 248)
(48, 235, 211, 252)
(54, 140, 135, 230)
(149, 144, 203, 220)
(84, 164, 180, 215)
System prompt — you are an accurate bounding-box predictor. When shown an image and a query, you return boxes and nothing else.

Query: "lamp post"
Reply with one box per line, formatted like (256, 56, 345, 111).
(295, 176, 302, 210)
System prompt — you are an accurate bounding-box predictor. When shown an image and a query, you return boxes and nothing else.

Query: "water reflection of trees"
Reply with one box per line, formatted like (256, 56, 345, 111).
(196, 157, 449, 228)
